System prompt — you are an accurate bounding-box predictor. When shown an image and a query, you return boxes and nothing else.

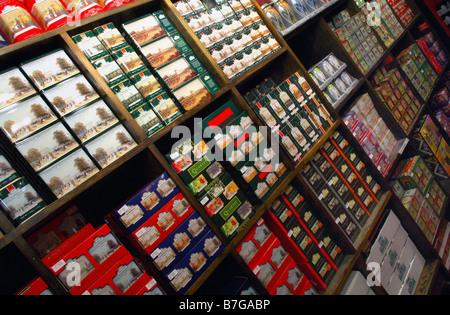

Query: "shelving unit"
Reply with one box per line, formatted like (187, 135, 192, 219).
(0, 0, 449, 296)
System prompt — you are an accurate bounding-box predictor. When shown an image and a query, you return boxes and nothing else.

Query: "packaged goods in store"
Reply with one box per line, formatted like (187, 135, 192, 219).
(93, 23, 128, 53)
(0, 95, 57, 143)
(0, 0, 44, 43)
(0, 67, 36, 109)
(122, 13, 166, 48)
(130, 103, 164, 137)
(72, 31, 109, 61)
(16, 122, 79, 172)
(39, 148, 99, 198)
(0, 177, 45, 225)
(24, 0, 70, 31)
(20, 49, 80, 91)
(0, 153, 19, 188)
(43, 74, 100, 116)
(85, 124, 137, 168)
(64, 100, 119, 143)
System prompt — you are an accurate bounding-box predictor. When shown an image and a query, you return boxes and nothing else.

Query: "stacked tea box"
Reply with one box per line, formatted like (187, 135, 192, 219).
(173, 0, 282, 80)
(328, 10, 385, 74)
(4, 50, 137, 199)
(105, 172, 224, 294)
(244, 72, 335, 164)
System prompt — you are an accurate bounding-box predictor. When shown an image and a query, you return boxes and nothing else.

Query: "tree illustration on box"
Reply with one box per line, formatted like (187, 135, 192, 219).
(26, 148, 46, 168)
(96, 107, 113, 125)
(116, 131, 132, 146)
(56, 57, 74, 74)
(76, 82, 94, 100)
(31, 70, 46, 87)
(0, 161, 13, 176)
(30, 103, 51, 122)
(73, 122, 88, 139)
(3, 120, 15, 136)
(49, 176, 64, 195)
(53, 130, 73, 150)
(9, 76, 30, 96)
(74, 157, 92, 176)
(52, 96, 68, 113)
(93, 148, 108, 166)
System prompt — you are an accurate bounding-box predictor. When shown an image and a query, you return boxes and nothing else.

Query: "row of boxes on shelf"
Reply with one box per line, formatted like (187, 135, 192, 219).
(390, 155, 446, 244)
(72, 12, 221, 136)
(259, 0, 336, 33)
(104, 172, 225, 294)
(430, 72, 450, 137)
(236, 218, 318, 294)
(434, 219, 450, 271)
(416, 31, 448, 74)
(328, 10, 385, 74)
(0, 50, 138, 201)
(173, 0, 282, 81)
(300, 130, 385, 242)
(386, 0, 415, 26)
(360, 0, 404, 49)
(308, 53, 359, 108)
(26, 206, 165, 295)
(267, 182, 345, 289)
(342, 93, 399, 177)
(397, 43, 439, 101)
(370, 57, 423, 133)
(0, 0, 131, 45)
(411, 114, 450, 185)
(366, 211, 426, 295)
(243, 71, 335, 163)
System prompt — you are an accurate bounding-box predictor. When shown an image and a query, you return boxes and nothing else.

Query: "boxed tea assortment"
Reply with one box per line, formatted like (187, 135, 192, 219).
(360, 0, 404, 48)
(416, 31, 448, 74)
(430, 83, 450, 138)
(0, 67, 36, 110)
(328, 10, 385, 74)
(386, 0, 414, 26)
(366, 211, 426, 295)
(236, 218, 318, 294)
(308, 53, 358, 108)
(244, 72, 335, 163)
(411, 114, 450, 185)
(396, 43, 438, 101)
(172, 0, 282, 80)
(342, 93, 398, 176)
(266, 184, 344, 286)
(369, 58, 423, 133)
(164, 129, 257, 239)
(390, 155, 446, 243)
(339, 270, 375, 295)
(300, 130, 385, 242)
(0, 177, 46, 225)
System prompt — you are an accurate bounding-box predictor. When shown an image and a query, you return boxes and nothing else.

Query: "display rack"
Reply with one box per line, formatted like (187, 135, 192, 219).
(0, 0, 449, 296)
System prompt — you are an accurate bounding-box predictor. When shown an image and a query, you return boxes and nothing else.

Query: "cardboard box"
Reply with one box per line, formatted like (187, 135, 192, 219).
(386, 237, 416, 295)
(46, 224, 128, 295)
(0, 95, 58, 143)
(122, 14, 166, 48)
(380, 224, 408, 289)
(20, 49, 80, 91)
(110, 172, 180, 233)
(92, 55, 127, 87)
(340, 270, 371, 295)
(72, 31, 109, 62)
(26, 206, 87, 259)
(167, 230, 224, 294)
(149, 211, 209, 273)
(93, 23, 128, 53)
(0, 177, 46, 225)
(64, 100, 119, 143)
(130, 103, 165, 137)
(399, 249, 426, 295)
(128, 192, 194, 255)
(0, 67, 36, 110)
(0, 153, 19, 188)
(82, 253, 153, 295)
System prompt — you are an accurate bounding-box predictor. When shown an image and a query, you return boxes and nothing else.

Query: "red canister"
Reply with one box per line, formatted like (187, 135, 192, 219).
(0, 0, 44, 43)
(24, 0, 70, 31)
